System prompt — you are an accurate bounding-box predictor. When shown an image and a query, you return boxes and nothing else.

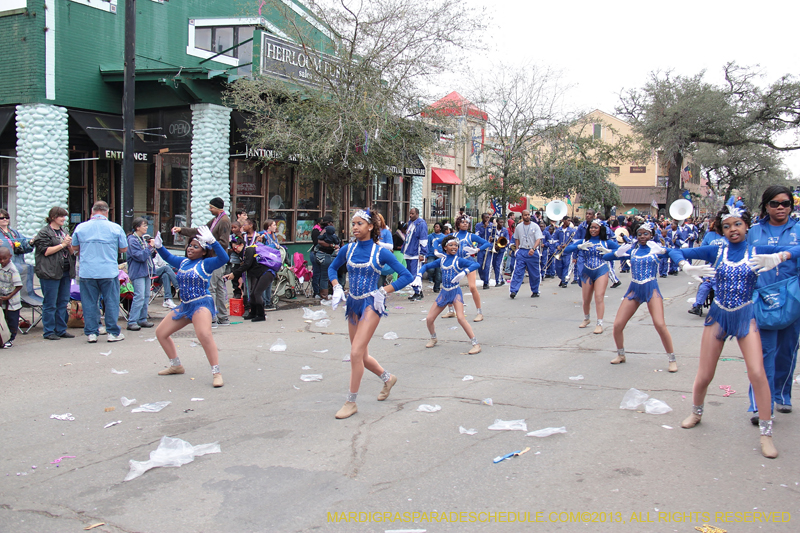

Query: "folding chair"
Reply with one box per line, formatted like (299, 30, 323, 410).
(19, 272, 44, 334)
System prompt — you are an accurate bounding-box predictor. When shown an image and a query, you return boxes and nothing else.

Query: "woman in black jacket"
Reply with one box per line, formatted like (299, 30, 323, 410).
(34, 206, 77, 340)
(226, 237, 275, 322)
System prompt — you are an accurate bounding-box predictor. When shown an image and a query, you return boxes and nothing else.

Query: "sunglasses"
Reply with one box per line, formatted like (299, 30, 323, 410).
(768, 200, 792, 208)
(0, 217, 8, 220)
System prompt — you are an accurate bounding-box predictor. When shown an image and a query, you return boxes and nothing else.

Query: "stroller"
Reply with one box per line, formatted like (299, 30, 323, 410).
(292, 252, 313, 298)
(271, 248, 299, 306)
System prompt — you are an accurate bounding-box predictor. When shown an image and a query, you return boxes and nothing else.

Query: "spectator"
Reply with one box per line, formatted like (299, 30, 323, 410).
(34, 206, 76, 341)
(153, 252, 178, 309)
(72, 201, 128, 343)
(0, 208, 37, 303)
(0, 247, 23, 347)
(126, 217, 155, 331)
(311, 215, 333, 299)
(173, 197, 231, 327)
(315, 217, 338, 299)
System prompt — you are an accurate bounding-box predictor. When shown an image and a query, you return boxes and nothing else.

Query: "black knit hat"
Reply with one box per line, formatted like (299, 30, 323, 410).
(209, 197, 224, 209)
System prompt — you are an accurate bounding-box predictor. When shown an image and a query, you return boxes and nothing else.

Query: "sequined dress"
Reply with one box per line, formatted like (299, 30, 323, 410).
(157, 241, 229, 320)
(328, 239, 413, 325)
(443, 230, 491, 261)
(419, 255, 479, 307)
(564, 237, 619, 283)
(605, 245, 663, 303)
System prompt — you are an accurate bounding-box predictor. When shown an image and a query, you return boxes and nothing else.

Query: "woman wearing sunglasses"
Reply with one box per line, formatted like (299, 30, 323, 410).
(746, 186, 800, 423)
(0, 209, 37, 304)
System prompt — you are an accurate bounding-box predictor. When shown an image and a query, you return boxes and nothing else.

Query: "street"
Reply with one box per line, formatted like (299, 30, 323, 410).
(1, 272, 798, 533)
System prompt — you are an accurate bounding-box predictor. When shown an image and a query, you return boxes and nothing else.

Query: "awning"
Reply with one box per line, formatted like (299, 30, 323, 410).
(68, 110, 154, 163)
(0, 107, 14, 136)
(431, 167, 461, 185)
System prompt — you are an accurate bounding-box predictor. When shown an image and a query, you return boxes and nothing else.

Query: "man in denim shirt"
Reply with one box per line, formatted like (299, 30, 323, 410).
(72, 201, 128, 343)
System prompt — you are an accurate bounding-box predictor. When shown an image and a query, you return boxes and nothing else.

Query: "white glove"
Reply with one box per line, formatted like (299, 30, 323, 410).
(153, 232, 163, 249)
(196, 225, 216, 245)
(646, 241, 666, 255)
(463, 246, 480, 255)
(370, 287, 387, 315)
(331, 284, 345, 310)
(452, 271, 467, 284)
(614, 243, 632, 258)
(681, 242, 689, 249)
(577, 241, 594, 251)
(595, 245, 611, 255)
(749, 252, 787, 273)
(434, 250, 446, 259)
(411, 275, 422, 288)
(682, 262, 716, 281)
(377, 241, 393, 250)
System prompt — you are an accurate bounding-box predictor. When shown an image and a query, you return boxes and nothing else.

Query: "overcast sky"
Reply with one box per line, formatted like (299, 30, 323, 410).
(435, 0, 800, 175)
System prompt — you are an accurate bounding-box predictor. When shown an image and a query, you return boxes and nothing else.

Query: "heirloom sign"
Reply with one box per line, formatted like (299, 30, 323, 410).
(260, 33, 340, 85)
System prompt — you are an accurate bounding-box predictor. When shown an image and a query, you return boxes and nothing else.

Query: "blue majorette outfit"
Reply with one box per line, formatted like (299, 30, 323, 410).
(419, 254, 480, 307)
(438, 230, 491, 260)
(563, 237, 619, 284)
(604, 245, 663, 303)
(670, 241, 800, 340)
(157, 240, 229, 320)
(328, 239, 413, 324)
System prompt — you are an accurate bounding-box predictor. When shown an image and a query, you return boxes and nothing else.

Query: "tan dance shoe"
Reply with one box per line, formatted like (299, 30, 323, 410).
(579, 318, 591, 328)
(610, 354, 626, 364)
(468, 344, 482, 354)
(593, 324, 603, 334)
(158, 365, 185, 375)
(681, 413, 702, 428)
(377, 374, 397, 401)
(668, 361, 678, 373)
(426, 338, 438, 348)
(442, 310, 456, 318)
(335, 401, 358, 419)
(760, 436, 778, 459)
(212, 373, 224, 387)
(473, 313, 484, 322)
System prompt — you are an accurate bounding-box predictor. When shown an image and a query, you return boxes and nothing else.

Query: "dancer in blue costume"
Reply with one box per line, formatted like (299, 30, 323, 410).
(437, 215, 491, 322)
(562, 219, 619, 334)
(412, 235, 481, 354)
(153, 226, 229, 388)
(602, 222, 676, 371)
(668, 206, 800, 459)
(328, 208, 413, 420)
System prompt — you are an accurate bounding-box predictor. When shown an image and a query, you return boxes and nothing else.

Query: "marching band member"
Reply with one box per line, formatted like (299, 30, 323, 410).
(328, 208, 413, 419)
(562, 219, 619, 333)
(402, 208, 428, 301)
(543, 224, 559, 278)
(437, 215, 491, 321)
(425, 222, 445, 293)
(668, 205, 800, 459)
(666, 221, 684, 275)
(603, 222, 676, 371)
(509, 210, 544, 299)
(656, 222, 670, 278)
(572, 209, 596, 286)
(554, 218, 576, 288)
(487, 218, 509, 287)
(688, 218, 726, 316)
(413, 235, 481, 354)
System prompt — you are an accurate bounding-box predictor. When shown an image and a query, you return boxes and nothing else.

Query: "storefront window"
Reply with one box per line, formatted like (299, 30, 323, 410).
(350, 185, 367, 209)
(68, 155, 88, 229)
(392, 175, 410, 228)
(158, 154, 191, 247)
(0, 155, 9, 213)
(431, 184, 451, 220)
(267, 211, 292, 243)
(298, 179, 320, 210)
(295, 211, 318, 243)
(233, 160, 264, 228)
(268, 164, 293, 209)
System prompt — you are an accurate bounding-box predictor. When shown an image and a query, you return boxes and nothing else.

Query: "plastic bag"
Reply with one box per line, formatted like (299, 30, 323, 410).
(488, 419, 527, 431)
(131, 401, 171, 413)
(320, 299, 332, 306)
(620, 388, 649, 410)
(382, 331, 398, 340)
(124, 436, 221, 481)
(462, 375, 474, 381)
(459, 426, 477, 435)
(300, 374, 323, 382)
(270, 339, 287, 352)
(120, 397, 136, 407)
(482, 398, 493, 406)
(568, 375, 584, 381)
(302, 308, 328, 320)
(315, 319, 331, 328)
(527, 426, 567, 437)
(111, 369, 128, 374)
(416, 404, 441, 412)
(644, 398, 673, 415)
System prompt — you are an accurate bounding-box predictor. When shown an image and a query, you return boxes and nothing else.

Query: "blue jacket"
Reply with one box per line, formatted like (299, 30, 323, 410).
(544, 230, 560, 253)
(127, 233, 154, 280)
(427, 232, 445, 258)
(402, 217, 429, 258)
(555, 226, 576, 246)
(747, 217, 800, 287)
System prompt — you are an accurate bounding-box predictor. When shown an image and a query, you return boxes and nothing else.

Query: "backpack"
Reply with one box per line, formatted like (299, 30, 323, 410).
(251, 243, 281, 272)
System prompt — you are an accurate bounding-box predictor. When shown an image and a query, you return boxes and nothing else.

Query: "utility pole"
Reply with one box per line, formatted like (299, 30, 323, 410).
(122, 0, 136, 233)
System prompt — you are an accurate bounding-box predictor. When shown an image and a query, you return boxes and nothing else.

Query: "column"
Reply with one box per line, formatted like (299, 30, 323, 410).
(15, 104, 69, 264)
(410, 175, 423, 212)
(190, 103, 232, 225)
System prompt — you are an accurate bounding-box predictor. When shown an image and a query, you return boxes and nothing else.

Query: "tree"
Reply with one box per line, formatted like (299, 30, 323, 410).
(617, 63, 800, 206)
(227, 0, 487, 219)
(696, 143, 785, 205)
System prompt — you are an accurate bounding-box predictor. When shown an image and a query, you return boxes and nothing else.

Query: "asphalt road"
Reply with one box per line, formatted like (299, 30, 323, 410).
(1, 271, 799, 533)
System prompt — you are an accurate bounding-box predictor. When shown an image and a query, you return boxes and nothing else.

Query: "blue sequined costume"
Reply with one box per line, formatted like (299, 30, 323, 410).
(605, 245, 663, 303)
(670, 241, 800, 340)
(157, 241, 229, 321)
(328, 240, 413, 325)
(564, 237, 619, 284)
(438, 230, 491, 261)
(419, 255, 479, 307)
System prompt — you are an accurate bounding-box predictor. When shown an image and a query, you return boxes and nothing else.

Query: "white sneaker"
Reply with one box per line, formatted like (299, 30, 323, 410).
(98, 326, 107, 335)
(107, 333, 125, 342)
(163, 299, 177, 309)
(87, 334, 98, 343)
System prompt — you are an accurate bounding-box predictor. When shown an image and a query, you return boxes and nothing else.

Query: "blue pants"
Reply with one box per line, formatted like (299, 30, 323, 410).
(40, 276, 70, 337)
(505, 251, 516, 274)
(128, 276, 149, 326)
(749, 318, 800, 411)
(406, 258, 421, 293)
(476, 251, 488, 284)
(425, 256, 442, 291)
(154, 265, 177, 297)
(620, 259, 630, 272)
(658, 255, 669, 276)
(694, 278, 713, 307)
(82, 277, 122, 336)
(575, 256, 585, 286)
(311, 252, 321, 296)
(557, 251, 572, 283)
(510, 249, 540, 295)
(491, 250, 504, 283)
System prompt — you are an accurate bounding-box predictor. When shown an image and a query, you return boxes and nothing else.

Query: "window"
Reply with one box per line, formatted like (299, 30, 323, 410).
(187, 19, 257, 73)
(232, 160, 264, 229)
(158, 154, 191, 248)
(0, 153, 12, 218)
(593, 124, 602, 139)
(68, 154, 89, 228)
(267, 164, 294, 242)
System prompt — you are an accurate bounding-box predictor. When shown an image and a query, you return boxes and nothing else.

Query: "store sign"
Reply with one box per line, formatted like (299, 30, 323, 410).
(243, 144, 299, 162)
(260, 33, 340, 86)
(386, 164, 425, 177)
(103, 149, 151, 163)
(169, 120, 192, 138)
(630, 166, 647, 173)
(237, 182, 257, 195)
(507, 197, 528, 213)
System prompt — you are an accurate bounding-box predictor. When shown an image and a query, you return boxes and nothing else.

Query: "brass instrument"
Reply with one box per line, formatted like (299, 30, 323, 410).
(494, 236, 508, 253)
